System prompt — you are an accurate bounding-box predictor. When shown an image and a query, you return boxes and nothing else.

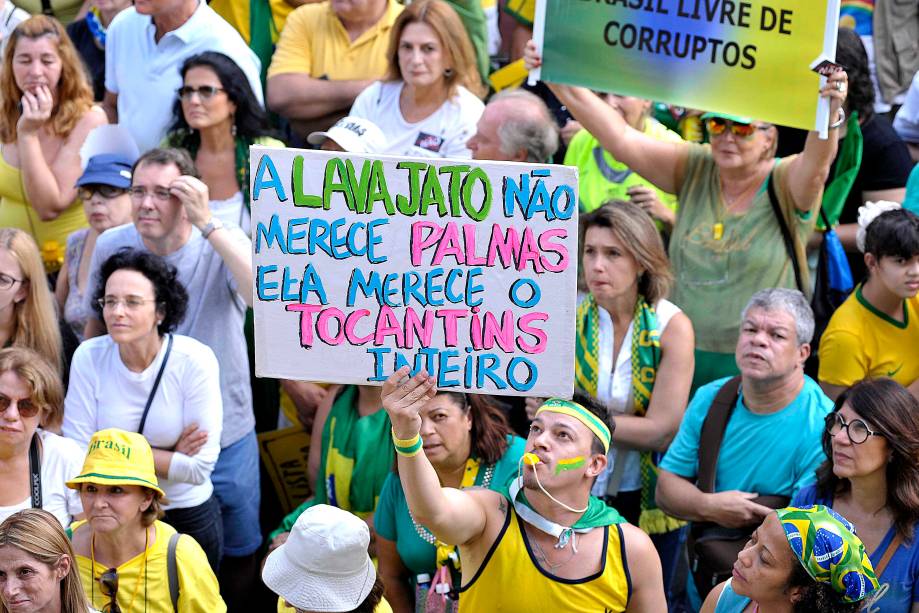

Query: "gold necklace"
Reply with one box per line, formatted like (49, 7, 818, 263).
(712, 170, 767, 240)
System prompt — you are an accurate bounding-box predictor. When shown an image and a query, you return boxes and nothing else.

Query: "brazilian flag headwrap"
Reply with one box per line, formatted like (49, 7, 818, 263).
(776, 505, 879, 603)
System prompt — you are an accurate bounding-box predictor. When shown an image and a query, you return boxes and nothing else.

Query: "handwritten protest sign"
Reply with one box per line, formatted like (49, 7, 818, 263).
(258, 426, 311, 514)
(250, 146, 579, 397)
(530, 0, 840, 132)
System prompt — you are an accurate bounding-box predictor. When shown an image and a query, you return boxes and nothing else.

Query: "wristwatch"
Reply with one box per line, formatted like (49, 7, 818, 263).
(201, 217, 224, 239)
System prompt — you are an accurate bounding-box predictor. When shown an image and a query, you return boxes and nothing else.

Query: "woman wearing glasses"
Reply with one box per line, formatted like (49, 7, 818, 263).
(792, 378, 919, 613)
(0, 347, 83, 528)
(524, 41, 849, 392)
(63, 249, 224, 570)
(164, 51, 282, 237)
(55, 154, 134, 342)
(68, 428, 225, 613)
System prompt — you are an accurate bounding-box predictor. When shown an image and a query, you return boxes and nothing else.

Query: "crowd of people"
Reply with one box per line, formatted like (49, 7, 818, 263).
(0, 0, 917, 611)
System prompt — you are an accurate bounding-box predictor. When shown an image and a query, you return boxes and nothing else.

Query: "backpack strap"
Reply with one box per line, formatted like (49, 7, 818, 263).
(696, 376, 742, 493)
(873, 532, 904, 578)
(167, 532, 181, 612)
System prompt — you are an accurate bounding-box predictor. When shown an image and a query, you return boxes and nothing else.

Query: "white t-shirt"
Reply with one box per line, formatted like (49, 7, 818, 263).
(105, 3, 263, 152)
(211, 191, 249, 236)
(63, 334, 223, 509)
(579, 295, 682, 497)
(0, 429, 84, 528)
(350, 81, 484, 159)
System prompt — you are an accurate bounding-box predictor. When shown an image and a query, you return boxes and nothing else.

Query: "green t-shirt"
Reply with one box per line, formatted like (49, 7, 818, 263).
(564, 118, 682, 216)
(669, 144, 819, 354)
(374, 435, 526, 577)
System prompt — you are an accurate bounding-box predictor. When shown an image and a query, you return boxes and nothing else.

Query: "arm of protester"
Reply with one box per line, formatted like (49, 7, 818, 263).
(307, 385, 337, 492)
(102, 91, 117, 124)
(19, 99, 107, 220)
(376, 537, 413, 613)
(267, 74, 373, 120)
(169, 175, 254, 307)
(612, 313, 693, 452)
(281, 379, 329, 431)
(524, 41, 689, 194)
(54, 257, 69, 309)
(383, 367, 493, 546)
(628, 185, 676, 229)
(622, 523, 667, 612)
(700, 581, 728, 613)
(785, 71, 848, 212)
(655, 470, 772, 528)
(864, 187, 907, 204)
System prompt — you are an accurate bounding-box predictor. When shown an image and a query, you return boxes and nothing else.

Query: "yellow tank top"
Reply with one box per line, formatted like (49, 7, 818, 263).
(459, 507, 631, 612)
(0, 153, 87, 272)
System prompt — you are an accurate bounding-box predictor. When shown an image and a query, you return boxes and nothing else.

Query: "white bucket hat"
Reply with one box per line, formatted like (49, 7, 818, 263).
(307, 116, 386, 154)
(261, 505, 376, 612)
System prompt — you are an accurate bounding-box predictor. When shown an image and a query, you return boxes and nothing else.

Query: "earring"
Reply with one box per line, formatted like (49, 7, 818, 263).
(444, 68, 454, 78)
(231, 117, 237, 138)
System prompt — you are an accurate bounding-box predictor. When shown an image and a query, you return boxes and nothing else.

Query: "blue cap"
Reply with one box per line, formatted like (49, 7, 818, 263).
(76, 153, 135, 189)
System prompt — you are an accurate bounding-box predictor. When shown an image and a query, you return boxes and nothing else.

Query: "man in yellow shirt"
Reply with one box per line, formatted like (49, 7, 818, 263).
(266, 0, 403, 139)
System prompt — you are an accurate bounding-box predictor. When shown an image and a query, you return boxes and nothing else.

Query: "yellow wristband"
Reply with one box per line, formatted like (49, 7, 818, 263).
(391, 429, 420, 447)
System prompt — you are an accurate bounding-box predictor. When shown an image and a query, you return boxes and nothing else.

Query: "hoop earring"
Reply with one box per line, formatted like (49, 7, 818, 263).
(444, 68, 454, 78)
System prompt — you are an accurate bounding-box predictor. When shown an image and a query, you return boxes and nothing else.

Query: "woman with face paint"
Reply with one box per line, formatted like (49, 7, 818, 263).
(374, 392, 524, 613)
(701, 505, 879, 613)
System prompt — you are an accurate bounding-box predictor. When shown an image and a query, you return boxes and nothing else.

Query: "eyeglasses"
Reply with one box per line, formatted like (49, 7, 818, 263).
(97, 296, 157, 310)
(825, 413, 882, 445)
(79, 185, 128, 201)
(128, 187, 172, 202)
(177, 85, 225, 100)
(0, 395, 39, 418)
(0, 272, 23, 291)
(99, 567, 122, 613)
(704, 117, 770, 139)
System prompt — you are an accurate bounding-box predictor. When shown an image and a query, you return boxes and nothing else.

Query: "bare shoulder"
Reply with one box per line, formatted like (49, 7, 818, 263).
(619, 522, 662, 576)
(700, 580, 728, 613)
(65, 105, 107, 144)
(660, 311, 694, 349)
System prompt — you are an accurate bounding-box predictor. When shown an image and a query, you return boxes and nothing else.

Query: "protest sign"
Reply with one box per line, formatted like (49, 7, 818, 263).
(258, 426, 312, 514)
(250, 146, 579, 397)
(530, 0, 841, 133)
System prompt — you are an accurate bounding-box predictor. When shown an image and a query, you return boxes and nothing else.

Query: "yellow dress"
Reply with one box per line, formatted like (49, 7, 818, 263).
(0, 153, 87, 272)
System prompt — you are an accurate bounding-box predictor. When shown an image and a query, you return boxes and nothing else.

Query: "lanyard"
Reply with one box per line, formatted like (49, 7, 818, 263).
(29, 432, 41, 508)
(508, 477, 594, 551)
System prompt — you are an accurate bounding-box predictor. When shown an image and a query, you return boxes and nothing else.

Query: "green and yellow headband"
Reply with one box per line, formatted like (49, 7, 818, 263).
(535, 398, 611, 453)
(776, 505, 879, 603)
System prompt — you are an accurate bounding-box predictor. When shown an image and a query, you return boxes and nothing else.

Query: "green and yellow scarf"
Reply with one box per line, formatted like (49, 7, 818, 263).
(575, 294, 685, 534)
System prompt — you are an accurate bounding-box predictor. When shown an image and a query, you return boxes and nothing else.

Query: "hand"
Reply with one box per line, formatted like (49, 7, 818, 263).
(169, 175, 211, 230)
(174, 423, 208, 456)
(704, 490, 773, 529)
(524, 397, 546, 421)
(381, 367, 436, 439)
(268, 531, 289, 553)
(523, 39, 542, 72)
(560, 120, 582, 146)
(820, 70, 849, 122)
(628, 185, 674, 227)
(281, 380, 328, 430)
(17, 85, 54, 136)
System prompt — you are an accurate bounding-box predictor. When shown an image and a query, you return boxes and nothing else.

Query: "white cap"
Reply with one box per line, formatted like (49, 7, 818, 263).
(261, 505, 375, 612)
(856, 200, 901, 252)
(307, 116, 386, 154)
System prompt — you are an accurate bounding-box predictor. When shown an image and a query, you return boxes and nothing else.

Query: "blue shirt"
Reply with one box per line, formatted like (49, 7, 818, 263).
(714, 579, 751, 612)
(660, 376, 831, 496)
(793, 484, 919, 613)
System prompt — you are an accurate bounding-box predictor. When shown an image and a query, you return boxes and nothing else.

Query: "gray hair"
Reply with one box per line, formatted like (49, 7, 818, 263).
(491, 89, 559, 163)
(741, 288, 814, 345)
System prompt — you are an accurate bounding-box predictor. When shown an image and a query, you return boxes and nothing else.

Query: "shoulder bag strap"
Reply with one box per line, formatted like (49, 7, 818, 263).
(696, 376, 742, 493)
(766, 172, 805, 293)
(29, 432, 41, 508)
(873, 532, 905, 578)
(138, 334, 174, 435)
(168, 532, 181, 612)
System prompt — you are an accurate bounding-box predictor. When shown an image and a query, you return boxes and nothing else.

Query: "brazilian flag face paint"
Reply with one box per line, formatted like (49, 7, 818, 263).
(554, 456, 586, 475)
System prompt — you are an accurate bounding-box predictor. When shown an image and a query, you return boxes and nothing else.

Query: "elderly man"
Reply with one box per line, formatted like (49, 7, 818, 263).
(655, 288, 832, 600)
(266, 0, 402, 139)
(466, 88, 559, 162)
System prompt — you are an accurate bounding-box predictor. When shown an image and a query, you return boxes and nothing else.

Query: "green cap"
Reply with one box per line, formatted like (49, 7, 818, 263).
(700, 111, 754, 124)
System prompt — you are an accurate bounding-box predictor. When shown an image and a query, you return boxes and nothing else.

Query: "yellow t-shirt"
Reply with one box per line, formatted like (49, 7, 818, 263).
(458, 508, 631, 611)
(209, 0, 293, 45)
(72, 520, 226, 613)
(819, 287, 919, 389)
(503, 0, 535, 26)
(278, 595, 393, 612)
(267, 0, 403, 80)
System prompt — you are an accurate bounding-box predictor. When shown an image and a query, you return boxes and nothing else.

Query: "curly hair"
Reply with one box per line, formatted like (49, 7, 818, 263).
(815, 378, 919, 542)
(0, 15, 94, 143)
(91, 248, 189, 336)
(787, 559, 861, 613)
(0, 347, 64, 431)
(836, 27, 874, 122)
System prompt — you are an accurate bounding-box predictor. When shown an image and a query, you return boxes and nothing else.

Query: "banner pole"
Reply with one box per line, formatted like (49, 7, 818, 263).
(527, 0, 547, 86)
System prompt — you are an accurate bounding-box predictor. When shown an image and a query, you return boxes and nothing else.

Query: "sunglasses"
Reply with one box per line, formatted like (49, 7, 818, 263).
(704, 117, 769, 139)
(0, 394, 39, 418)
(79, 185, 127, 201)
(825, 412, 882, 445)
(99, 567, 122, 613)
(177, 85, 225, 101)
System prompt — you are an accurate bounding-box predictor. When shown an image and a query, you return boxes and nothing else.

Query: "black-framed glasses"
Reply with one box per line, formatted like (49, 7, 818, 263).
(825, 412, 882, 445)
(0, 394, 40, 418)
(177, 85, 225, 100)
(99, 567, 122, 613)
(79, 185, 128, 201)
(0, 272, 23, 291)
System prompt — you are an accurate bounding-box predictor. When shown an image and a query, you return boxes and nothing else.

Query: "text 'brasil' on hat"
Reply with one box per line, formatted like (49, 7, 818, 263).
(262, 504, 375, 612)
(307, 116, 385, 154)
(66, 428, 165, 498)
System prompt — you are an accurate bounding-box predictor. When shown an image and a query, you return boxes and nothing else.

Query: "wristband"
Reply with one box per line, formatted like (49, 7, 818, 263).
(392, 428, 423, 457)
(828, 108, 846, 130)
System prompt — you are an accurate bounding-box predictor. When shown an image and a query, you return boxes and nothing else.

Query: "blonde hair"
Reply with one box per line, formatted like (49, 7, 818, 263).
(385, 0, 486, 99)
(0, 347, 64, 430)
(0, 228, 62, 371)
(579, 201, 674, 304)
(0, 15, 94, 143)
(0, 509, 89, 613)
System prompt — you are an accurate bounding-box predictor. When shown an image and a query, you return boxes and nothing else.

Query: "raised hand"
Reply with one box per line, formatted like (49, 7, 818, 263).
(17, 85, 54, 136)
(381, 367, 436, 439)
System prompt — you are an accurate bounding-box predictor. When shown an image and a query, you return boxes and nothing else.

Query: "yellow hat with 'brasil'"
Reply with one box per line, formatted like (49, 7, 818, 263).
(66, 428, 165, 498)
